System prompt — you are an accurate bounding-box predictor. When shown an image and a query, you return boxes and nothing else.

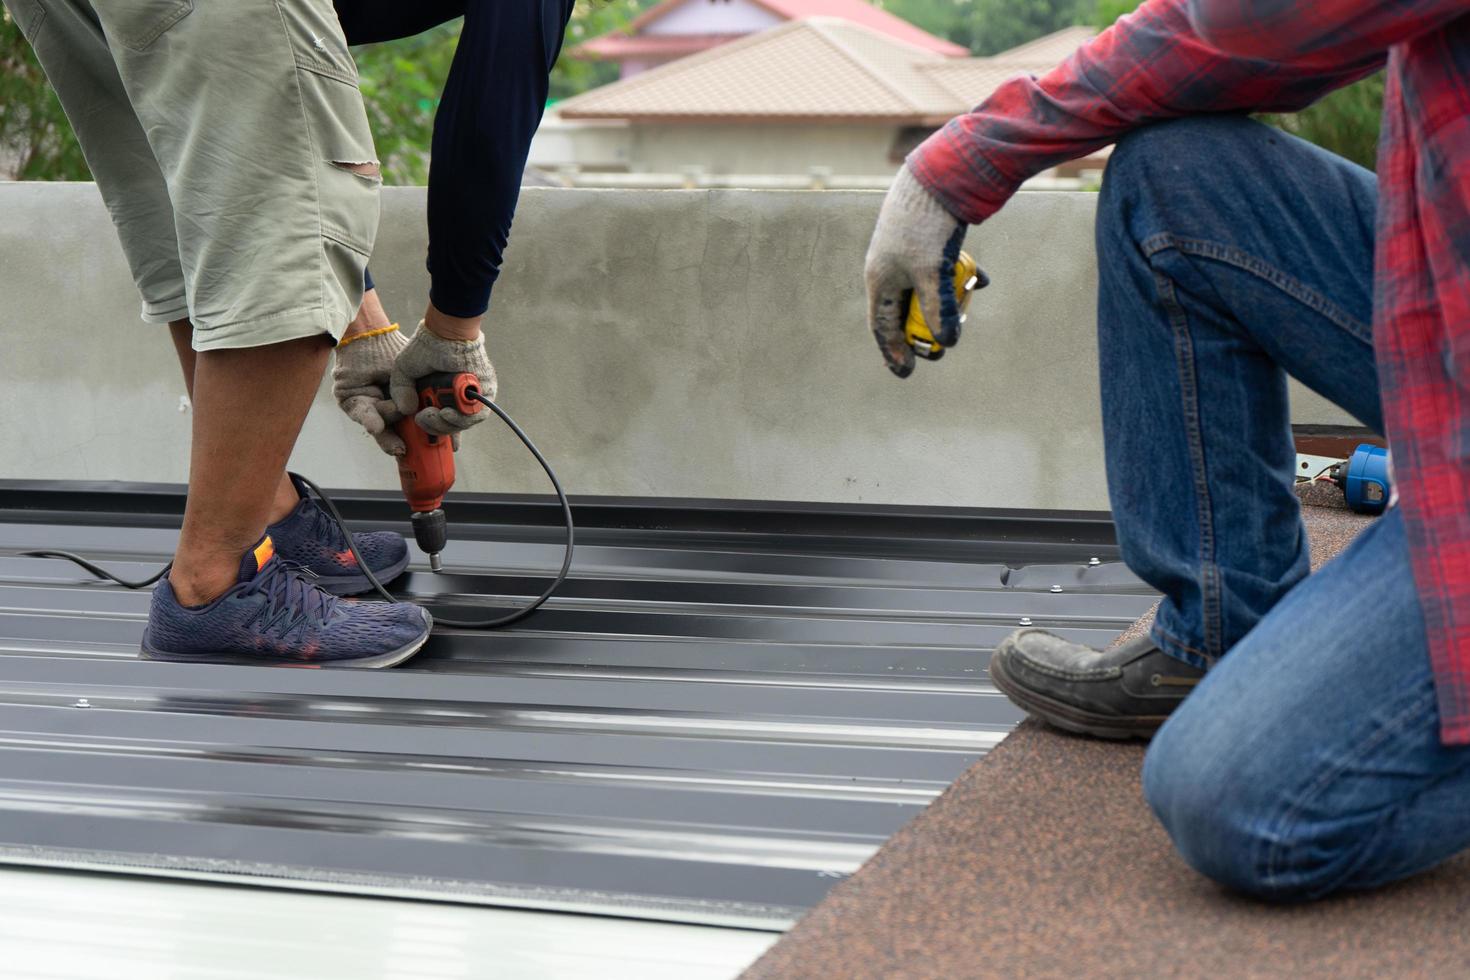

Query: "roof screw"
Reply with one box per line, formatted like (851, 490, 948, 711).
(1088, 557, 1100, 566)
(1019, 616, 1032, 626)
(74, 698, 91, 709)
(1050, 585, 1064, 593)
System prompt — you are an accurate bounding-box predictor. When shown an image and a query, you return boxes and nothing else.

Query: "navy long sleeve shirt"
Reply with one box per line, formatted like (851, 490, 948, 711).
(336, 0, 576, 317)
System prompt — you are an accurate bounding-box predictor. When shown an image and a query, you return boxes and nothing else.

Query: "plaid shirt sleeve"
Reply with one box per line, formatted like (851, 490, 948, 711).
(908, 0, 1385, 225)
(1186, 0, 1469, 63)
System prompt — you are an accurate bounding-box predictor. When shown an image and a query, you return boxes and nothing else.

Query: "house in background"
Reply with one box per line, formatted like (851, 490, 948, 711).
(571, 0, 966, 79)
(535, 22, 1102, 185)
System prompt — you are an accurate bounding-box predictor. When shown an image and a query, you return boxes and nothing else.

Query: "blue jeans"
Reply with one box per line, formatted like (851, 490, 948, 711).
(1098, 116, 1470, 899)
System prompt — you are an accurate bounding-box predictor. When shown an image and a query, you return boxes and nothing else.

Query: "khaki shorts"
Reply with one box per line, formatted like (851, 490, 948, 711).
(7, 0, 379, 349)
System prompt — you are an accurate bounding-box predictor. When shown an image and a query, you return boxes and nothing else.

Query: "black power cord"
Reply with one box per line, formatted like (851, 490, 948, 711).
(21, 390, 574, 630)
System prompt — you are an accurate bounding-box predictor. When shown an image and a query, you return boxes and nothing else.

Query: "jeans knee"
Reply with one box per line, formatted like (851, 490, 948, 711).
(1143, 717, 1284, 898)
(1099, 116, 1266, 237)
(1143, 719, 1356, 902)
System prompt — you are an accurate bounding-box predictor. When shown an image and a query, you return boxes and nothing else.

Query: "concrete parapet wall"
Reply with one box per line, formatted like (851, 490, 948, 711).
(0, 182, 1353, 510)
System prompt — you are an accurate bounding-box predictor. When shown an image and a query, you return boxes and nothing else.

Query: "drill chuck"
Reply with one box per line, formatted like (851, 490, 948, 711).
(410, 508, 448, 570)
(395, 372, 483, 573)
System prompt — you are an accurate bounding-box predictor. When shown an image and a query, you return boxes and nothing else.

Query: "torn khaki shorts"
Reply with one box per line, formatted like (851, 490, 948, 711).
(7, 0, 379, 348)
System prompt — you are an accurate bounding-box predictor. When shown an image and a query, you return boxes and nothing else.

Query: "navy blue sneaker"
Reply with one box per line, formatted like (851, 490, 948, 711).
(141, 535, 433, 668)
(268, 473, 410, 596)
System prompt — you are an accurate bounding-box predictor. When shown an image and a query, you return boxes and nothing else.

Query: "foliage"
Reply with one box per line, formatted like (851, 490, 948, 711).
(883, 0, 1090, 56)
(2, 2, 642, 184)
(965, 0, 1092, 56)
(877, 0, 976, 51)
(1260, 72, 1384, 171)
(0, 10, 89, 180)
(351, 0, 644, 185)
(1091, 0, 1138, 29)
(555, 0, 648, 101)
(351, 25, 458, 186)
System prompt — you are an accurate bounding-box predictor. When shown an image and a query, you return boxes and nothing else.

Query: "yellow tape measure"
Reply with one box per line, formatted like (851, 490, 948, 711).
(904, 251, 981, 361)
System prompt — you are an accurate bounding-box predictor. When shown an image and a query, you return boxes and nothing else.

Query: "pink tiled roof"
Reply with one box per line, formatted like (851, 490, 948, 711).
(573, 0, 968, 62)
(561, 19, 1098, 124)
(750, 0, 968, 55)
(576, 33, 739, 60)
(560, 18, 958, 122)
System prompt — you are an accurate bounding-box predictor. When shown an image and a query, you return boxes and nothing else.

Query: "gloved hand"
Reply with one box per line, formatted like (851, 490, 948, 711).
(332, 323, 410, 456)
(390, 320, 498, 443)
(864, 165, 970, 378)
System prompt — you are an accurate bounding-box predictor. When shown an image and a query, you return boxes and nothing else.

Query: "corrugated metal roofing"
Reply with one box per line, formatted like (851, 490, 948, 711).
(0, 481, 1155, 928)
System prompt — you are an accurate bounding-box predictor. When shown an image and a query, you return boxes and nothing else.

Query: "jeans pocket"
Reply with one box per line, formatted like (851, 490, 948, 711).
(99, 0, 195, 51)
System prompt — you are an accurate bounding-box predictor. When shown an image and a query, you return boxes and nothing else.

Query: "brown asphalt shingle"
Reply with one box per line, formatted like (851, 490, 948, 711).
(745, 494, 1460, 979)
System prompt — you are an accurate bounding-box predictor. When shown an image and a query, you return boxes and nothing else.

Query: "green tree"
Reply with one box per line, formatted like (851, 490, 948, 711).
(0, 9, 88, 180)
(964, 0, 1092, 56)
(1093, 0, 1383, 169)
(351, 25, 459, 186)
(1261, 72, 1384, 171)
(554, 0, 649, 101)
(3, 2, 644, 184)
(882, 0, 1092, 56)
(877, 0, 975, 52)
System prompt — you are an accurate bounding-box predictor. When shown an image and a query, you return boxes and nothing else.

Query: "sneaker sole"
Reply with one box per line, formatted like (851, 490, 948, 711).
(139, 608, 433, 669)
(316, 551, 413, 597)
(989, 646, 1167, 741)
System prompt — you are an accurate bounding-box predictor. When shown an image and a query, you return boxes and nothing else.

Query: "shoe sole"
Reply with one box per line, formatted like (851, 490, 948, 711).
(316, 551, 413, 597)
(139, 608, 434, 669)
(989, 646, 1167, 741)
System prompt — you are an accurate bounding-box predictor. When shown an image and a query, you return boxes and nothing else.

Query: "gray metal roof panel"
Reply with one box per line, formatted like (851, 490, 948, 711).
(0, 482, 1153, 927)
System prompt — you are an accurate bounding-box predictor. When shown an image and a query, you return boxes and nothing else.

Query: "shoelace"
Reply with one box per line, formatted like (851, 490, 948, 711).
(244, 559, 338, 637)
(304, 497, 349, 550)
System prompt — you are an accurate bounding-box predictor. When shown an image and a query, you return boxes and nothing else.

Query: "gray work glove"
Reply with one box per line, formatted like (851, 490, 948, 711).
(390, 320, 498, 444)
(864, 165, 971, 378)
(332, 323, 410, 457)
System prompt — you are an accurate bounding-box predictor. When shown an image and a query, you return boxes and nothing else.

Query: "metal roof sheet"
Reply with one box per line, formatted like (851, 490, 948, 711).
(0, 481, 1155, 927)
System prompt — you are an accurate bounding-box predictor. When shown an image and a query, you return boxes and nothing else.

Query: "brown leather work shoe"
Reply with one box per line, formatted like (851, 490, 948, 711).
(989, 628, 1204, 740)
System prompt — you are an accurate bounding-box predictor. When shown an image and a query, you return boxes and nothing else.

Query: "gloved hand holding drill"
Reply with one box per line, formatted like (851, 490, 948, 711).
(864, 165, 987, 377)
(333, 316, 497, 455)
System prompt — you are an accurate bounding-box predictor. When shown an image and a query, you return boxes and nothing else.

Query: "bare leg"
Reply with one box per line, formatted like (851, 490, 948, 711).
(169, 283, 396, 530)
(168, 332, 334, 605)
(170, 319, 302, 524)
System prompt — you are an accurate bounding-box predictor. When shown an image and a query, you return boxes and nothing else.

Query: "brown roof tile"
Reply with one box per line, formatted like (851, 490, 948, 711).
(559, 18, 958, 122)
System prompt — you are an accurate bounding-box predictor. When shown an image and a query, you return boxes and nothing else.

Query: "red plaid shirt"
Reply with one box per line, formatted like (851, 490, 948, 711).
(909, 1, 1470, 743)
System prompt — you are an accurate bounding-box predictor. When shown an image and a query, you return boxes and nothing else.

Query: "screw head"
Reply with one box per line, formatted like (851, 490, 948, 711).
(1088, 557, 1100, 566)
(74, 698, 91, 708)
(1019, 616, 1033, 626)
(1050, 585, 1063, 593)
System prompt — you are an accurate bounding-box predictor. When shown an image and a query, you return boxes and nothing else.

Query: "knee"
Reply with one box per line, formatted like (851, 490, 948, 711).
(1098, 116, 1266, 230)
(1141, 718, 1250, 888)
(1142, 713, 1337, 902)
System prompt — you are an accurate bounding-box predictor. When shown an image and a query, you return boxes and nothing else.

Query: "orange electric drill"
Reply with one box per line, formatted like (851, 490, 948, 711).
(394, 372, 483, 571)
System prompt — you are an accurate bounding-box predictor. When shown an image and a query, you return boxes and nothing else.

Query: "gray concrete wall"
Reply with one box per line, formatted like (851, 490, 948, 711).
(0, 182, 1355, 510)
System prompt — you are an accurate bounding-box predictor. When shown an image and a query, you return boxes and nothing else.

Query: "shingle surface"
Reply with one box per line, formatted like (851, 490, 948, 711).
(745, 494, 1452, 979)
